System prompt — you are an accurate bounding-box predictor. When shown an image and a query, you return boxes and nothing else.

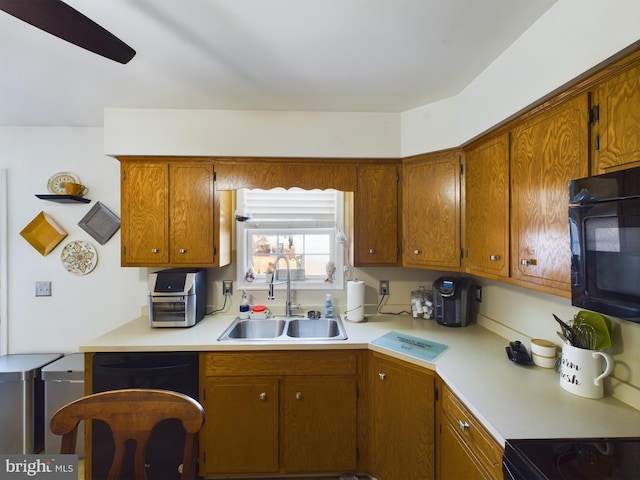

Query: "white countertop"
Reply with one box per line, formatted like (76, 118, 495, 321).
(81, 313, 640, 446)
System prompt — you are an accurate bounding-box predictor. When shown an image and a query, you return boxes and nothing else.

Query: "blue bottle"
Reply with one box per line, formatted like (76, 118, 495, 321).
(324, 294, 334, 318)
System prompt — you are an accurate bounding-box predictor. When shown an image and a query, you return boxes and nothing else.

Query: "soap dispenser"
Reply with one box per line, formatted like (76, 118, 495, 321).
(239, 290, 250, 319)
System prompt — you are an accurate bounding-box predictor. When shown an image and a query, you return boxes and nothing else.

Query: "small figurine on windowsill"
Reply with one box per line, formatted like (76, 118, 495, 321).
(244, 265, 255, 282)
(325, 261, 336, 283)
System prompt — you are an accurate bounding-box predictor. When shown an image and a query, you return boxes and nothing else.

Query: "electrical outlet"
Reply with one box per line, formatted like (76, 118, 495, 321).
(35, 281, 51, 297)
(475, 285, 482, 303)
(379, 280, 390, 296)
(222, 280, 233, 296)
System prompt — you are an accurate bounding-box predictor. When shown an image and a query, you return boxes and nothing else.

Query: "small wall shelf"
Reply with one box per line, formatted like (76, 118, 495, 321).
(35, 194, 91, 204)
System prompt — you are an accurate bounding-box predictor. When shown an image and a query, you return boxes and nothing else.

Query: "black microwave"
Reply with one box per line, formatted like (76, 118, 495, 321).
(568, 166, 640, 323)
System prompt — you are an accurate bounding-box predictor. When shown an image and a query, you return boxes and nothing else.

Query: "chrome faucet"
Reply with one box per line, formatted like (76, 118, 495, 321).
(267, 255, 297, 317)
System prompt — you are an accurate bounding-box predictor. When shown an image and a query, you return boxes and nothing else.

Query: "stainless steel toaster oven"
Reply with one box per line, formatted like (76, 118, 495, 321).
(148, 268, 207, 327)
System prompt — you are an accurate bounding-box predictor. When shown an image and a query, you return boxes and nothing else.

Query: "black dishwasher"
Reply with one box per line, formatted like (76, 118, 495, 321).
(91, 352, 199, 480)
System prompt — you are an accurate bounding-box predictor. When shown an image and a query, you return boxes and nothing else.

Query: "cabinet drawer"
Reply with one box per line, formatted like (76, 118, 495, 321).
(201, 350, 358, 376)
(441, 386, 502, 479)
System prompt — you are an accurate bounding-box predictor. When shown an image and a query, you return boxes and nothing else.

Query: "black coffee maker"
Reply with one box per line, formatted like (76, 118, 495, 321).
(433, 276, 475, 327)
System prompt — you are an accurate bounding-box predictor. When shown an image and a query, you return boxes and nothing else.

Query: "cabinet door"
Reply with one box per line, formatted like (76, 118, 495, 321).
(439, 421, 492, 480)
(282, 376, 358, 473)
(592, 62, 640, 174)
(200, 377, 279, 475)
(169, 162, 216, 264)
(370, 353, 435, 480)
(439, 384, 503, 480)
(510, 94, 589, 293)
(120, 161, 169, 265)
(353, 164, 400, 266)
(464, 134, 510, 279)
(403, 152, 461, 269)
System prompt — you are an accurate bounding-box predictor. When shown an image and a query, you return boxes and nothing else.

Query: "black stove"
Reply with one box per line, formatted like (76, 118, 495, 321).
(503, 438, 640, 480)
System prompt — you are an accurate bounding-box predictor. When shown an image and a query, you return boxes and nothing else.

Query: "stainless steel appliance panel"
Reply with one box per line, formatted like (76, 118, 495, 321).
(0, 353, 62, 454)
(42, 353, 85, 456)
(148, 268, 207, 327)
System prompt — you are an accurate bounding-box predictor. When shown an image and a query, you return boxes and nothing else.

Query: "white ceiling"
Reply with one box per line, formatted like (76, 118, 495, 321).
(0, 0, 557, 127)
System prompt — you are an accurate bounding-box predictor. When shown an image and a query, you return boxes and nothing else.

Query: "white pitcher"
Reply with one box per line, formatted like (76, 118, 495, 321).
(559, 343, 614, 399)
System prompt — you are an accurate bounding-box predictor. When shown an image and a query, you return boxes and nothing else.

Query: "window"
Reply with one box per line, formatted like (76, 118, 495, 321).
(235, 188, 345, 290)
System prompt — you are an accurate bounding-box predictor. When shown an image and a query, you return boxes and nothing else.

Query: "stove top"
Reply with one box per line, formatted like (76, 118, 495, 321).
(504, 438, 640, 480)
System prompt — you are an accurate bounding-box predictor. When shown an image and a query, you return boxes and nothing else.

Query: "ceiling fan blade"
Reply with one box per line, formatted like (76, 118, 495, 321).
(0, 0, 135, 64)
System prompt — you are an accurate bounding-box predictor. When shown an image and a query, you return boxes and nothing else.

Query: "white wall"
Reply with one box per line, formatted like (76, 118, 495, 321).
(0, 128, 147, 354)
(104, 109, 401, 158)
(401, 0, 640, 155)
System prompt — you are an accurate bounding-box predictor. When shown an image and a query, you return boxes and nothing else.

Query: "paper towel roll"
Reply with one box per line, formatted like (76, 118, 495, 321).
(346, 279, 365, 322)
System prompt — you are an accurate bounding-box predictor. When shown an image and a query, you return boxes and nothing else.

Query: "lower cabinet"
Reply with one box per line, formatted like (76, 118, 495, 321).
(282, 376, 358, 472)
(369, 352, 436, 480)
(437, 382, 503, 480)
(201, 376, 280, 473)
(198, 350, 501, 480)
(199, 351, 360, 476)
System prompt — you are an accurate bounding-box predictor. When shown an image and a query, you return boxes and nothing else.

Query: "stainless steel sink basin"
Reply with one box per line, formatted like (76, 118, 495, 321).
(218, 316, 348, 341)
(223, 319, 285, 339)
(286, 318, 344, 339)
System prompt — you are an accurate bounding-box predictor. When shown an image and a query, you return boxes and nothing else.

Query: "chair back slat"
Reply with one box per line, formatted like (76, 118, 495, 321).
(50, 389, 205, 480)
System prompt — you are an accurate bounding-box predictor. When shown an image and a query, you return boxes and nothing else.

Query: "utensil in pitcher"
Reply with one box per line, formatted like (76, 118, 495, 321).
(553, 314, 582, 348)
(573, 321, 597, 350)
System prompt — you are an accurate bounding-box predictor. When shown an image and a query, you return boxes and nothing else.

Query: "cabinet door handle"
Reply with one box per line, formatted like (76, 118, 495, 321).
(179, 248, 187, 254)
(458, 420, 470, 432)
(489, 254, 500, 261)
(413, 249, 421, 255)
(369, 248, 377, 254)
(151, 248, 159, 254)
(295, 392, 303, 400)
(520, 258, 537, 266)
(259, 392, 267, 400)
(378, 372, 386, 381)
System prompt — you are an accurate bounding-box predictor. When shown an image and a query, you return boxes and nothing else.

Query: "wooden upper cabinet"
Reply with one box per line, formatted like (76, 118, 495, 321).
(169, 163, 217, 264)
(215, 159, 358, 191)
(464, 134, 510, 279)
(510, 94, 589, 294)
(119, 157, 231, 267)
(352, 163, 401, 266)
(120, 161, 170, 265)
(591, 61, 640, 174)
(403, 151, 462, 270)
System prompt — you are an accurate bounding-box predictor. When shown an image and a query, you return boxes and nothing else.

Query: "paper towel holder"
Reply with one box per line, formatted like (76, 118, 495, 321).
(346, 278, 366, 322)
(344, 305, 367, 323)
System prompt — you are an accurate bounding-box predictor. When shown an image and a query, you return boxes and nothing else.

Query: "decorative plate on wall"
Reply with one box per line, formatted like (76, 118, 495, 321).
(78, 201, 120, 245)
(20, 211, 67, 255)
(47, 171, 80, 194)
(60, 240, 98, 275)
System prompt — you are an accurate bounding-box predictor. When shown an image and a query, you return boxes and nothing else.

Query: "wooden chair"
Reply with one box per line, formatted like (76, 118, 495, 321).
(50, 388, 205, 480)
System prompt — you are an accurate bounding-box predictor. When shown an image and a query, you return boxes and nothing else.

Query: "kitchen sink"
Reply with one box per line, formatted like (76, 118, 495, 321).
(218, 316, 348, 341)
(286, 318, 343, 339)
(224, 319, 286, 339)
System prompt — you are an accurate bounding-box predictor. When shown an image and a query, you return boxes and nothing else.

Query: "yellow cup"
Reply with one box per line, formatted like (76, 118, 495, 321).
(64, 182, 88, 196)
